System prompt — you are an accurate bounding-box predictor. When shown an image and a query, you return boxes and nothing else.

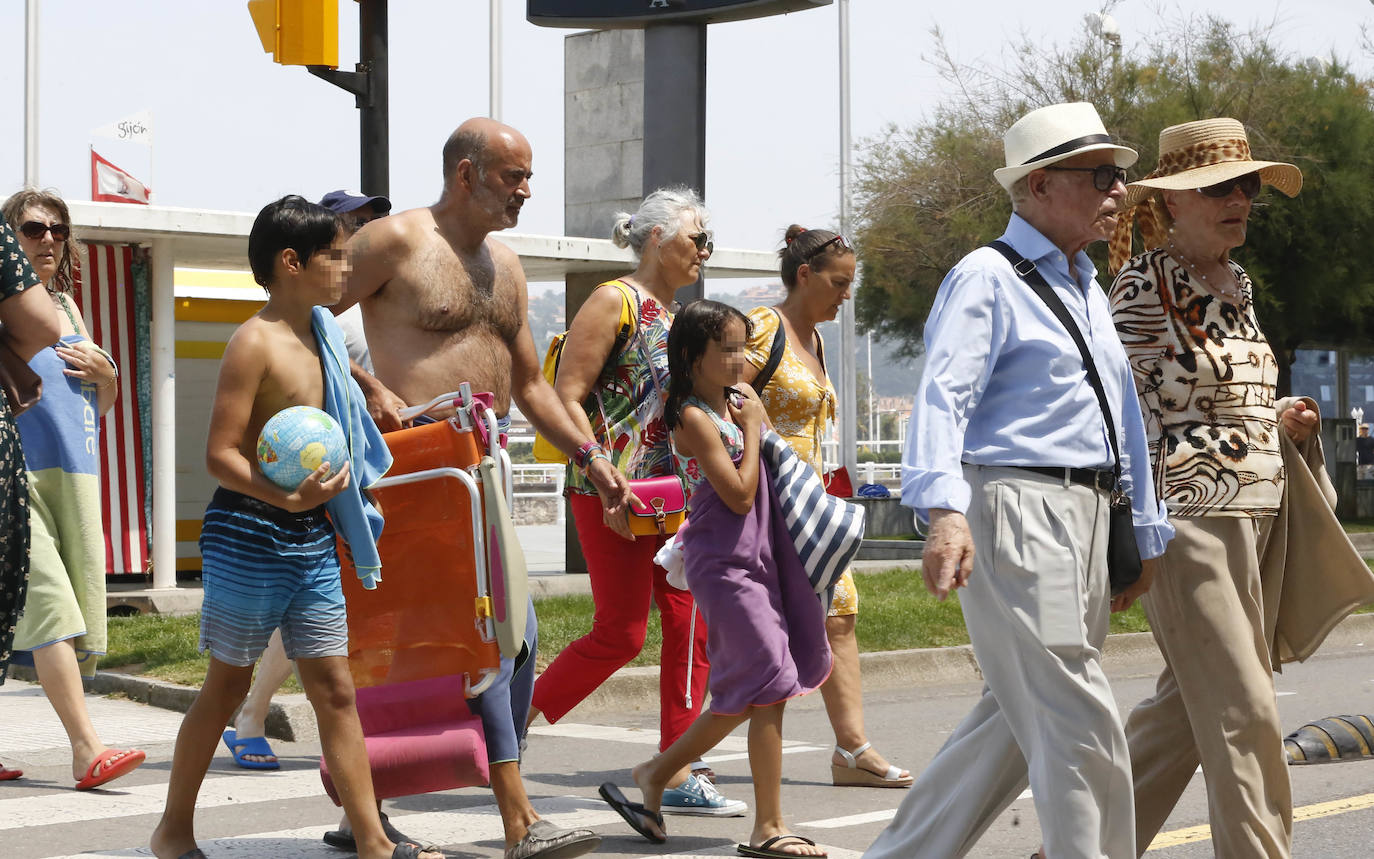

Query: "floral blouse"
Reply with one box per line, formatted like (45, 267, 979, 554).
(1110, 249, 1282, 517)
(567, 280, 677, 494)
(744, 307, 836, 475)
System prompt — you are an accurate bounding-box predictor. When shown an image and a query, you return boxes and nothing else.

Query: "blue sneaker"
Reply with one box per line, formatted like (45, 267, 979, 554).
(660, 773, 748, 816)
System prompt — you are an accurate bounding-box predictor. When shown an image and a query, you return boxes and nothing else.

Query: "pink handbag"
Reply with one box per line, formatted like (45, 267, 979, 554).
(627, 474, 687, 537)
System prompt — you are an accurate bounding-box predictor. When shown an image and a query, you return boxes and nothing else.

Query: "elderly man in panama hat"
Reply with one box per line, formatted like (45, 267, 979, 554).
(866, 103, 1174, 859)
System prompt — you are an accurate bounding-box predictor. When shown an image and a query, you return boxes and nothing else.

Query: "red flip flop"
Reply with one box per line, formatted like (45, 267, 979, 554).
(75, 748, 146, 790)
(0, 766, 22, 781)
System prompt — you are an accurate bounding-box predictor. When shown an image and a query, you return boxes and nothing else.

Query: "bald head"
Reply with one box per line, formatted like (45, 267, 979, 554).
(442, 118, 529, 187)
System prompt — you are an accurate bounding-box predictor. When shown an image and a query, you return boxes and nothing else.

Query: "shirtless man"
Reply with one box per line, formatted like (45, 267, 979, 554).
(336, 118, 627, 859)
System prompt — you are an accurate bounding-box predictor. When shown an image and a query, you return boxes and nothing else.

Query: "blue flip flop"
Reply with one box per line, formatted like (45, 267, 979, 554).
(222, 728, 281, 770)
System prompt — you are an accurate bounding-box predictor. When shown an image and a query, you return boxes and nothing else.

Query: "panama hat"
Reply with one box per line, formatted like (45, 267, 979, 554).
(1123, 118, 1302, 208)
(994, 102, 1138, 192)
(1108, 118, 1303, 272)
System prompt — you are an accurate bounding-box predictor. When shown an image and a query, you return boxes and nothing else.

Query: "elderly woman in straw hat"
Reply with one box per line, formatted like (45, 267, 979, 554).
(1106, 118, 1315, 857)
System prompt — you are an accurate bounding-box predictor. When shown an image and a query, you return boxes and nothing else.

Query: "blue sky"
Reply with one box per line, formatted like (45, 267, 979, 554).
(1, 0, 1369, 275)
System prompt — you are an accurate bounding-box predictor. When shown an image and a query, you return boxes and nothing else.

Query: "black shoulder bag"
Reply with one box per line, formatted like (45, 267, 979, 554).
(751, 308, 787, 392)
(987, 241, 1143, 595)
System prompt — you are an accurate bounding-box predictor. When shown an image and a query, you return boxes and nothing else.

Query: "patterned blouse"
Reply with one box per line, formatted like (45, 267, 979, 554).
(1110, 249, 1282, 517)
(567, 281, 676, 495)
(745, 306, 859, 617)
(674, 395, 745, 500)
(744, 307, 836, 475)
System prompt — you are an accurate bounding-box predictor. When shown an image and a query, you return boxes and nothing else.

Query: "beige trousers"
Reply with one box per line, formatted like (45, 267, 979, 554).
(866, 466, 1134, 859)
(1126, 515, 1292, 858)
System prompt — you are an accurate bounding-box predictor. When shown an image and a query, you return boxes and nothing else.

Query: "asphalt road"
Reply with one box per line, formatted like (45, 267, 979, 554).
(3, 638, 1373, 858)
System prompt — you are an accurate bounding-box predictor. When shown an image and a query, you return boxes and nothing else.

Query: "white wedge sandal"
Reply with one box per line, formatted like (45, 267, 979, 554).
(831, 742, 913, 788)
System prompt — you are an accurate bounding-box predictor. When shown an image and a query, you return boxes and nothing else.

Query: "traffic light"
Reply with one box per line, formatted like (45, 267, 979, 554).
(247, 0, 339, 68)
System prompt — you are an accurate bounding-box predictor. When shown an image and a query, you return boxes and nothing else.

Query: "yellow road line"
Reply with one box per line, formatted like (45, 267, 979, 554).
(1148, 791, 1374, 850)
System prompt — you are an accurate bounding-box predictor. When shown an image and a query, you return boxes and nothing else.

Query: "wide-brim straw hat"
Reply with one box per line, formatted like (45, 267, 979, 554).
(1123, 117, 1303, 208)
(1108, 117, 1304, 273)
(994, 102, 1138, 192)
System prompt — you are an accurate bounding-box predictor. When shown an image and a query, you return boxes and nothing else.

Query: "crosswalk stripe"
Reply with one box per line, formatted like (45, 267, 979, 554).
(35, 795, 857, 859)
(656, 848, 861, 859)
(39, 796, 618, 858)
(529, 723, 815, 753)
(0, 769, 327, 831)
(802, 809, 897, 829)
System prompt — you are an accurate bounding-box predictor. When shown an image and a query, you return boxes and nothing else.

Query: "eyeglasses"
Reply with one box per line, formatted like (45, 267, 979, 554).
(1042, 164, 1128, 192)
(19, 221, 71, 241)
(803, 234, 852, 262)
(688, 232, 714, 255)
(1197, 173, 1262, 200)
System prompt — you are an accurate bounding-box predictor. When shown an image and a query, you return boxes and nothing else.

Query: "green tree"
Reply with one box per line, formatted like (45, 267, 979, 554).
(853, 10, 1374, 392)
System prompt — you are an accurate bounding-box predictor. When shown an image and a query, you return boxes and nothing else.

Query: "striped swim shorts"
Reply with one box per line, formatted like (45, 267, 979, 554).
(198, 487, 348, 667)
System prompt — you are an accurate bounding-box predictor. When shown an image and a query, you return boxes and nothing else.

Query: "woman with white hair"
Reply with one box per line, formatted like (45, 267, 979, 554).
(526, 187, 745, 816)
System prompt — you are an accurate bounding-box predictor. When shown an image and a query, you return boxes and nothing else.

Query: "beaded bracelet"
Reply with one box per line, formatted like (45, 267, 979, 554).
(574, 441, 604, 469)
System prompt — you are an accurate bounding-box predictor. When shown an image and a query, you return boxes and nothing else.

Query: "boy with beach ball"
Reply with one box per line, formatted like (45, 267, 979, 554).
(150, 196, 433, 859)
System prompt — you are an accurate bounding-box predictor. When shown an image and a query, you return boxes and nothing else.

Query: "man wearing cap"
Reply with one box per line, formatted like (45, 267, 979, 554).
(866, 103, 1173, 859)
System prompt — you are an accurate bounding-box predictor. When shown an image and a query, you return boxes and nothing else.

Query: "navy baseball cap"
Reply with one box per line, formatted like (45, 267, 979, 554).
(318, 189, 392, 215)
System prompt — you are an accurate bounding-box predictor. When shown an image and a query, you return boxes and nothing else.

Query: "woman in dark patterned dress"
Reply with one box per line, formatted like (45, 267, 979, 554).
(0, 219, 62, 780)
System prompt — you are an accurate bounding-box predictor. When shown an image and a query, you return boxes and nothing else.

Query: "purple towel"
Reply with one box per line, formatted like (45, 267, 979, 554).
(682, 458, 832, 715)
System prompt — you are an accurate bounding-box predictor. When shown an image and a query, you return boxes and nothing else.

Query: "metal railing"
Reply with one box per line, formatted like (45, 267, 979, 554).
(510, 463, 566, 523)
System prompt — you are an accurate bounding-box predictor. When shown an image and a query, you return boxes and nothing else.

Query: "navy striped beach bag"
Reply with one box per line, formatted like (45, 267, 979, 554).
(759, 429, 866, 607)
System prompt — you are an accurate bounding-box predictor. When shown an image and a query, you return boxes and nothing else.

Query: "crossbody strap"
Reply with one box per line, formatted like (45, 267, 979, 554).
(751, 308, 787, 392)
(986, 240, 1123, 485)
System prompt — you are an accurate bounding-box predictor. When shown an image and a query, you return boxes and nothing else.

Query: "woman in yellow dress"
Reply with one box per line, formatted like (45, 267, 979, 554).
(745, 224, 911, 789)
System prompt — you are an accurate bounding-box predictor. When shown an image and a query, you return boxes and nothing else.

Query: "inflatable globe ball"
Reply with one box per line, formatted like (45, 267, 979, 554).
(256, 406, 349, 491)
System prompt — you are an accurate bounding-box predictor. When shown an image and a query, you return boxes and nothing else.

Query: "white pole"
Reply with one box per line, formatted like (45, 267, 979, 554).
(490, 0, 502, 120)
(150, 240, 177, 590)
(837, 0, 859, 486)
(866, 331, 875, 445)
(24, 0, 39, 186)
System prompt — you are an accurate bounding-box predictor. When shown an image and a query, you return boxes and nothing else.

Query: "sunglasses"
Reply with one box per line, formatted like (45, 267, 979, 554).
(803, 233, 853, 262)
(19, 220, 71, 241)
(1197, 173, 1262, 200)
(1042, 164, 1128, 192)
(688, 232, 714, 255)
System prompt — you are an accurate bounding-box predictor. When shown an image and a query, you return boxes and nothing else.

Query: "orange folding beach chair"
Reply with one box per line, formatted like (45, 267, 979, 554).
(320, 386, 528, 803)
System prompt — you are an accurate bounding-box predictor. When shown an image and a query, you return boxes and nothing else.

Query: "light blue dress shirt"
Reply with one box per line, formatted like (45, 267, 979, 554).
(901, 214, 1173, 559)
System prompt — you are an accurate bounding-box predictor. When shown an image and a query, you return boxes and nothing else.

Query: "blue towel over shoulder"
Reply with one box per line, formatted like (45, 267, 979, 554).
(313, 307, 393, 589)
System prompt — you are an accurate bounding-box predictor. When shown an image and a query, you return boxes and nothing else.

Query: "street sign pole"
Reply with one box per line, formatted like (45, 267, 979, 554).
(309, 0, 390, 196)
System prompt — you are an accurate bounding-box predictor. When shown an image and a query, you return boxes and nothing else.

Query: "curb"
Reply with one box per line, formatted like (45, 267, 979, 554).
(58, 611, 1374, 743)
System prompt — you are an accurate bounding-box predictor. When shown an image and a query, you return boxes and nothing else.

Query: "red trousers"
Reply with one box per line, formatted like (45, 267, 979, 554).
(532, 492, 710, 750)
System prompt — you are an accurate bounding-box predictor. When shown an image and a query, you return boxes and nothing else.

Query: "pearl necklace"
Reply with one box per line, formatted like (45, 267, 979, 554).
(1167, 239, 1242, 300)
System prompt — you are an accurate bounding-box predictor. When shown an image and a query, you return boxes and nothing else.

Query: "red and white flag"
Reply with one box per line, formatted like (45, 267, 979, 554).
(90, 149, 150, 205)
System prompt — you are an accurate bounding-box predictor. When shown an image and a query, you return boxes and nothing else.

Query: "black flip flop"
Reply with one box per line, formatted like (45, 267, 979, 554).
(737, 834, 828, 859)
(322, 811, 424, 851)
(391, 844, 445, 859)
(597, 782, 667, 844)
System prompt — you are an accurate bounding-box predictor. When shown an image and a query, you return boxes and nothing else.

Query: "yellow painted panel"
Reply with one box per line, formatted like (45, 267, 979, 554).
(176, 341, 227, 360)
(176, 557, 203, 571)
(175, 297, 262, 324)
(174, 269, 258, 289)
(176, 519, 203, 542)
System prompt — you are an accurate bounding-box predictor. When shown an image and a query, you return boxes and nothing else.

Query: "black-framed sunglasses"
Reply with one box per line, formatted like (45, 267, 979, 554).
(803, 234, 853, 262)
(688, 231, 714, 255)
(1197, 172, 1262, 200)
(1042, 164, 1128, 192)
(19, 220, 71, 241)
